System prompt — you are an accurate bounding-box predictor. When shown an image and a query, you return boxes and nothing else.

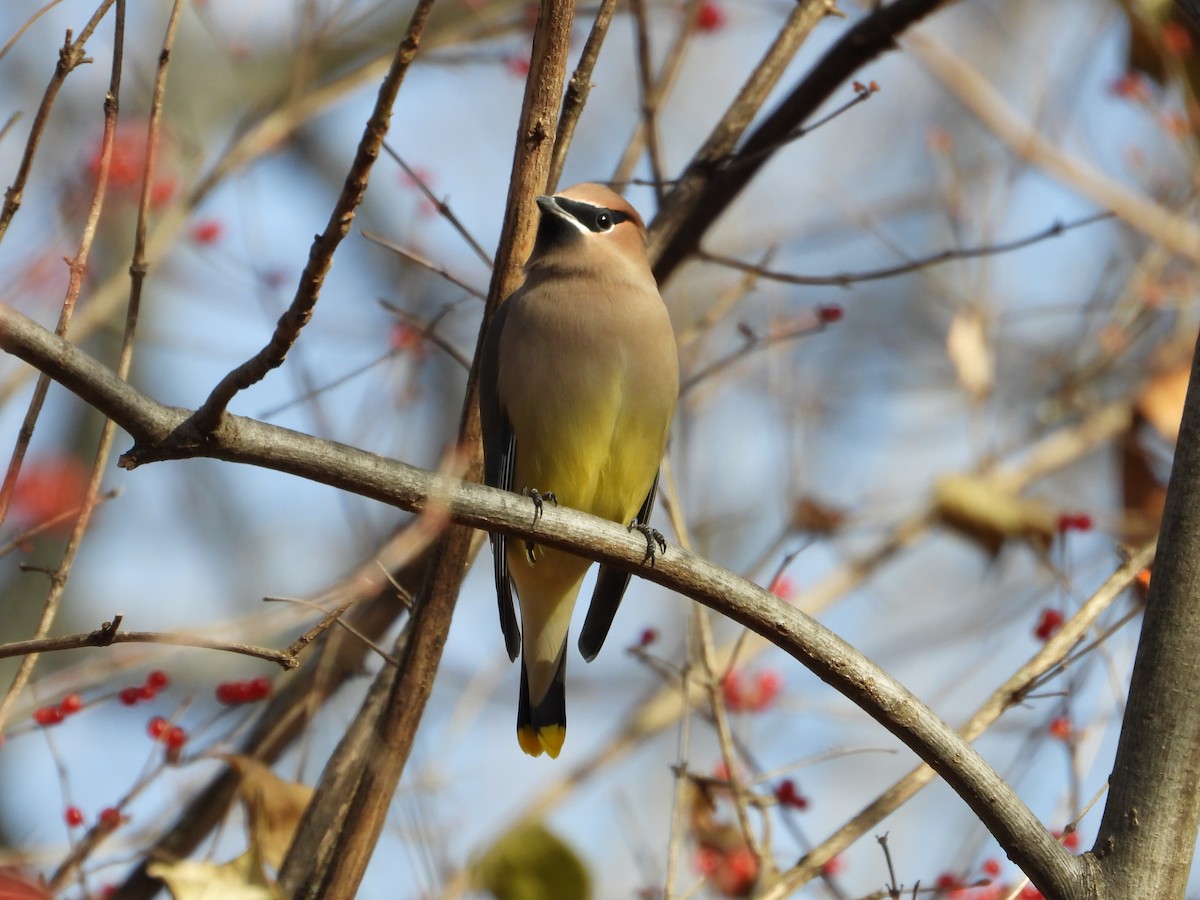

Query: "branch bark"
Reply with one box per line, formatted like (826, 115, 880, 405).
(1088, 329, 1200, 898)
(0, 299, 1083, 897)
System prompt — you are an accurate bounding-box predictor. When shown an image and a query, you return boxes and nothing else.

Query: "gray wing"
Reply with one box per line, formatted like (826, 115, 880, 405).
(577, 473, 660, 662)
(479, 302, 521, 661)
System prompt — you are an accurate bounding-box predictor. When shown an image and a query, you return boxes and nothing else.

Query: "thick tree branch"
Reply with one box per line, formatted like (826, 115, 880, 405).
(1089, 329, 1200, 896)
(648, 0, 953, 281)
(0, 301, 1083, 897)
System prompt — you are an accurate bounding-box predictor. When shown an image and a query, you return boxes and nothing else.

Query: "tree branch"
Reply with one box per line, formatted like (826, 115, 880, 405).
(1090, 329, 1200, 895)
(648, 0, 952, 281)
(0, 299, 1084, 897)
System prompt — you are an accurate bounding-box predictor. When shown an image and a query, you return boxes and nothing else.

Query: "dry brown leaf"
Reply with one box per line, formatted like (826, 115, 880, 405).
(790, 495, 847, 535)
(148, 849, 281, 900)
(946, 309, 993, 403)
(1136, 362, 1190, 444)
(933, 473, 1057, 554)
(224, 754, 314, 871)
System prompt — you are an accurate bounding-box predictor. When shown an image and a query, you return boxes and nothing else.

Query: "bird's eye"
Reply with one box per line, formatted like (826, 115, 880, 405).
(595, 211, 612, 230)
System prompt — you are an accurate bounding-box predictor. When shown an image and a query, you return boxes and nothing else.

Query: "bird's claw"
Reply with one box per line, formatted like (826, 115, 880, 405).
(630, 519, 667, 565)
(522, 487, 558, 525)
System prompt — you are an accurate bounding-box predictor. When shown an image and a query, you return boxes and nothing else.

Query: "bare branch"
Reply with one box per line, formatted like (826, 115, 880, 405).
(0, 301, 1084, 897)
(188, 0, 438, 435)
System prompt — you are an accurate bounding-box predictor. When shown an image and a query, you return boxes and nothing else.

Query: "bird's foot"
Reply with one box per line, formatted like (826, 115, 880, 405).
(521, 487, 558, 525)
(630, 519, 667, 565)
(521, 488, 557, 564)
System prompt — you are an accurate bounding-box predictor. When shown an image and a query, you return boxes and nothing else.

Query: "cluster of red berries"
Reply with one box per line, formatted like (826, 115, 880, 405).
(215, 675, 271, 706)
(721, 669, 782, 713)
(774, 779, 808, 810)
(64, 806, 121, 830)
(147, 716, 188, 752)
(32, 692, 84, 727)
(1033, 608, 1064, 641)
(119, 669, 170, 706)
(695, 844, 758, 897)
(1056, 513, 1093, 533)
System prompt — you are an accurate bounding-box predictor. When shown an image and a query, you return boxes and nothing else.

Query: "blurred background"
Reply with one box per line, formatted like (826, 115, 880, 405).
(0, 0, 1194, 896)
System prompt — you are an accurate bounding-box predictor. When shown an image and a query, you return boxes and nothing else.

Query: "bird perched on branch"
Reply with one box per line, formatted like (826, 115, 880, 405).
(480, 183, 679, 758)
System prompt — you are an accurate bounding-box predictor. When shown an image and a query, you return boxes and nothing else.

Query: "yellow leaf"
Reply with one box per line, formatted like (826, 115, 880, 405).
(148, 849, 282, 900)
(1136, 362, 1190, 444)
(946, 309, 993, 403)
(934, 474, 1057, 554)
(471, 822, 591, 900)
(224, 754, 314, 871)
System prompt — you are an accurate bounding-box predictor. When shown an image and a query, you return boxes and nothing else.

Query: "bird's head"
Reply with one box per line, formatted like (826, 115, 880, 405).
(528, 183, 650, 279)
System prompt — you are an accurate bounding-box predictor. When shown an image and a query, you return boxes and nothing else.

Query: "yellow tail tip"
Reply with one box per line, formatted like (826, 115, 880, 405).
(517, 724, 566, 759)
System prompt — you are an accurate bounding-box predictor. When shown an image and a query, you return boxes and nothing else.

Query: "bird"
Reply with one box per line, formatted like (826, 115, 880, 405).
(480, 182, 679, 758)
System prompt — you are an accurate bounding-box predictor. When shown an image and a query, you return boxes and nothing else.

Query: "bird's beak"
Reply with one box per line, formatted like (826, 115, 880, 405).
(536, 195, 564, 218)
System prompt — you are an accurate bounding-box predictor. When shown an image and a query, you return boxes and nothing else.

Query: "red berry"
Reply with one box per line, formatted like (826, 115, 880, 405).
(216, 681, 240, 705)
(164, 726, 188, 750)
(149, 177, 177, 209)
(1048, 716, 1072, 741)
(695, 845, 722, 877)
(1109, 72, 1152, 103)
(753, 670, 782, 708)
(1163, 21, 1193, 56)
(935, 872, 961, 889)
(65, 806, 84, 827)
(137, 684, 157, 701)
(119, 686, 140, 706)
(1034, 608, 1065, 641)
(504, 54, 531, 77)
(723, 847, 759, 890)
(98, 807, 121, 829)
(769, 576, 796, 600)
(981, 858, 1001, 878)
(774, 779, 809, 810)
(34, 706, 65, 726)
(638, 627, 658, 647)
(721, 670, 744, 711)
(1056, 829, 1080, 850)
(248, 676, 271, 701)
(817, 304, 843, 323)
(145, 670, 169, 690)
(820, 855, 845, 876)
(1019, 887, 1044, 899)
(59, 693, 83, 715)
(696, 0, 726, 32)
(147, 716, 169, 740)
(190, 219, 223, 244)
(10, 457, 90, 530)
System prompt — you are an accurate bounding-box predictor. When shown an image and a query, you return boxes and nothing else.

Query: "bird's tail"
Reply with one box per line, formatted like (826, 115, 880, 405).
(517, 643, 567, 758)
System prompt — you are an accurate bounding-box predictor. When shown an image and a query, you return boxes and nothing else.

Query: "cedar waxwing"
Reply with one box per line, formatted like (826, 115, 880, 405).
(480, 183, 679, 758)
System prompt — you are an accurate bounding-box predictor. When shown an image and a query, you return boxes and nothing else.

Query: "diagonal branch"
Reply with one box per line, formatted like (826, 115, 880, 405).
(648, 0, 952, 282)
(187, 0, 438, 435)
(0, 300, 1083, 898)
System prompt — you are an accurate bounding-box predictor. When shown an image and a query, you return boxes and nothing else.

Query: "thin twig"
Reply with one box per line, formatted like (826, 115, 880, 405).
(0, 0, 115, 241)
(699, 212, 1113, 286)
(362, 230, 486, 299)
(649, 0, 949, 280)
(0, 0, 125, 733)
(189, 9, 437, 436)
(612, 0, 706, 190)
(0, 615, 298, 669)
(547, 0, 619, 190)
(759, 543, 1155, 899)
(906, 30, 1200, 263)
(383, 143, 493, 267)
(0, 0, 67, 65)
(628, 0, 668, 203)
